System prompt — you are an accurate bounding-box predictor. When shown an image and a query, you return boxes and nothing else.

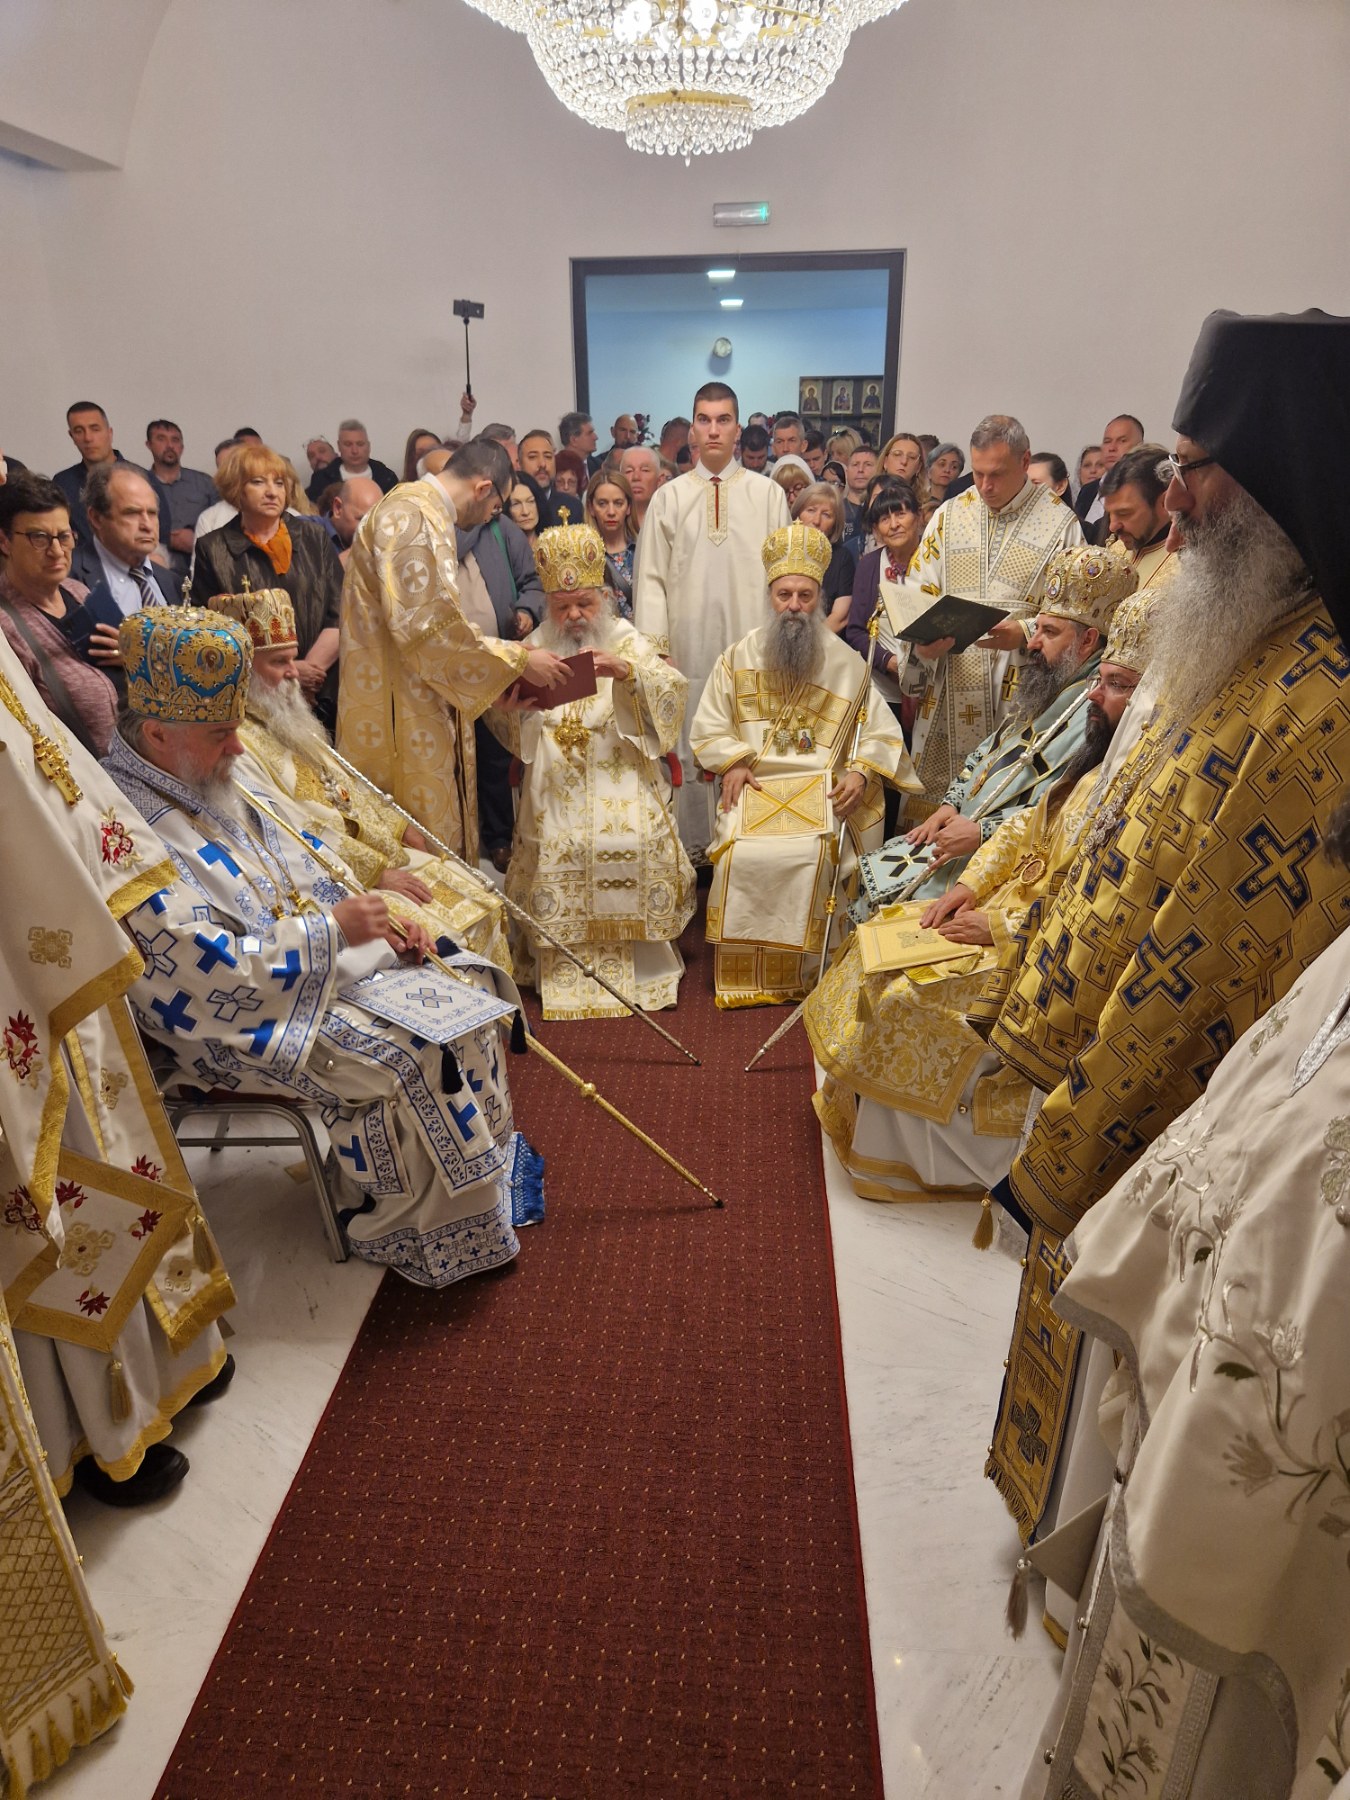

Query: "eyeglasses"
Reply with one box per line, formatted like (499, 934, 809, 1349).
(1162, 454, 1215, 492)
(1092, 675, 1140, 697)
(13, 528, 75, 551)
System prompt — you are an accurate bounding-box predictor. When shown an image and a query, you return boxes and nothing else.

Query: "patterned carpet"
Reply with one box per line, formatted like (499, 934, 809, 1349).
(154, 917, 883, 1797)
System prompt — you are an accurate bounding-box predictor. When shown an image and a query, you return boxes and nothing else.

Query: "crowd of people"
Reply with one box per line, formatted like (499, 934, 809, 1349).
(1, 305, 1348, 1798)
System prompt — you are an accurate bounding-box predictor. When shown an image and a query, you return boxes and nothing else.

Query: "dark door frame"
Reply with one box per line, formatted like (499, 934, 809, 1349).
(570, 248, 906, 428)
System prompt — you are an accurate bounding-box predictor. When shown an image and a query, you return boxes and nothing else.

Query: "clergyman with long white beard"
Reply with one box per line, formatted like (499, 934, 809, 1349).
(691, 522, 918, 1008)
(485, 522, 696, 1018)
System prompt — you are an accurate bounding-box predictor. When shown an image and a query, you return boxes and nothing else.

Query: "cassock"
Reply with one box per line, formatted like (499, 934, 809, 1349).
(238, 716, 511, 968)
(1021, 929, 1350, 1800)
(982, 596, 1350, 1551)
(633, 464, 790, 857)
(901, 480, 1083, 817)
(105, 731, 535, 1289)
(337, 478, 529, 863)
(487, 621, 696, 1019)
(808, 769, 1098, 1202)
(691, 624, 917, 1008)
(851, 654, 1097, 917)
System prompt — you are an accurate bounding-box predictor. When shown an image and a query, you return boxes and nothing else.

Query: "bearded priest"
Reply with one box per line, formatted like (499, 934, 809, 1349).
(105, 607, 537, 1288)
(691, 523, 918, 1009)
(217, 583, 510, 967)
(485, 523, 695, 1019)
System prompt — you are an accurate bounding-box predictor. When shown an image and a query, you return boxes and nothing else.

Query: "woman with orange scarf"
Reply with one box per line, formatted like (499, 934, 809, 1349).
(192, 442, 343, 722)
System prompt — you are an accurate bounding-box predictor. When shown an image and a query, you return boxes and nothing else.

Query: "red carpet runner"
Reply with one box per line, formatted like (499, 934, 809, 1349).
(155, 919, 883, 1798)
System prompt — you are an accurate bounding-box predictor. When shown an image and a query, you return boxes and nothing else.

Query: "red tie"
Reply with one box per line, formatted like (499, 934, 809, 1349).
(710, 474, 721, 527)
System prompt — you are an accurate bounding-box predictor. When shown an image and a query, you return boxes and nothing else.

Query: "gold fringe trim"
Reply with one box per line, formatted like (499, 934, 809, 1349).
(191, 1210, 212, 1270)
(973, 1193, 995, 1250)
(984, 1451, 1038, 1546)
(27, 1728, 50, 1785)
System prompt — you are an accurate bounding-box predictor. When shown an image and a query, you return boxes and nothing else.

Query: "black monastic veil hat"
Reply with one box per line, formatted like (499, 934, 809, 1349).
(1173, 308, 1350, 647)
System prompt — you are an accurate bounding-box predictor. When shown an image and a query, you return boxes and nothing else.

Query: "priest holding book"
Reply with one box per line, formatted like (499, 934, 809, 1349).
(898, 413, 1083, 821)
(487, 524, 696, 1018)
(691, 523, 918, 1008)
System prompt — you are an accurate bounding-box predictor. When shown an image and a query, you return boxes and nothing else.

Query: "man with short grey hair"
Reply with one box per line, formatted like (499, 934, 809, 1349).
(559, 410, 602, 477)
(619, 445, 663, 531)
(898, 411, 1083, 819)
(477, 422, 519, 469)
(307, 418, 398, 500)
(771, 413, 807, 460)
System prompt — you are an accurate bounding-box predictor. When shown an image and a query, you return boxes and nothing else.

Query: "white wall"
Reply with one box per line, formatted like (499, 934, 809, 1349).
(586, 305, 888, 441)
(3, 0, 1349, 478)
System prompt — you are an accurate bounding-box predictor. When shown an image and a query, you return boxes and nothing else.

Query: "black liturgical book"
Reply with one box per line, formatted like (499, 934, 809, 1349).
(891, 593, 1009, 653)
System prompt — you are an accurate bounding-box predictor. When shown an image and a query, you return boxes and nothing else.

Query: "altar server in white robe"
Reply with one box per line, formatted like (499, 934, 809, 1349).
(105, 607, 538, 1289)
(633, 381, 790, 859)
(901, 413, 1083, 820)
(487, 522, 696, 1019)
(691, 523, 919, 1008)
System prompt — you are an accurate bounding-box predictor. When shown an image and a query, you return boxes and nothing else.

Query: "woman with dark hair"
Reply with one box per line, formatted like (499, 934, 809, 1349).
(402, 427, 441, 484)
(821, 459, 847, 490)
(842, 480, 931, 829)
(1029, 450, 1072, 500)
(191, 442, 344, 723)
(505, 471, 547, 552)
(0, 473, 116, 754)
(552, 449, 587, 517)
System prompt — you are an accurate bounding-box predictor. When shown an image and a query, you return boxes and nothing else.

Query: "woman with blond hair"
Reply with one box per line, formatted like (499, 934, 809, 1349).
(584, 467, 638, 617)
(791, 481, 855, 631)
(191, 442, 344, 720)
(826, 426, 861, 467)
(877, 433, 933, 514)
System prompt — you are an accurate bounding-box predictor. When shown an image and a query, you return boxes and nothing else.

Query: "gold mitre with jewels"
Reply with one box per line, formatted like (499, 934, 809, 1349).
(762, 522, 832, 587)
(209, 581, 298, 649)
(1038, 541, 1138, 631)
(120, 606, 253, 722)
(1103, 582, 1158, 674)
(534, 523, 607, 594)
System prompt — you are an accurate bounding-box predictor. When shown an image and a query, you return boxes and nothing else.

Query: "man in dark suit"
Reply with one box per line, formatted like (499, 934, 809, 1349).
(559, 410, 603, 478)
(53, 401, 156, 550)
(1074, 413, 1145, 542)
(72, 463, 179, 692)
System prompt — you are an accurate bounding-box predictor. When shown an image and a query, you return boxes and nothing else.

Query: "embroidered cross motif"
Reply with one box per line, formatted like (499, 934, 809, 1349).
(150, 990, 198, 1035)
(337, 1135, 368, 1173)
(269, 949, 304, 992)
(241, 1018, 277, 1056)
(1119, 930, 1205, 1011)
(1234, 821, 1319, 912)
(193, 929, 237, 974)
(1278, 617, 1350, 690)
(198, 842, 242, 877)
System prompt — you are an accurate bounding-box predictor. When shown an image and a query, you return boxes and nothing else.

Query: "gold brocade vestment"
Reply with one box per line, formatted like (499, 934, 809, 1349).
(336, 479, 529, 864)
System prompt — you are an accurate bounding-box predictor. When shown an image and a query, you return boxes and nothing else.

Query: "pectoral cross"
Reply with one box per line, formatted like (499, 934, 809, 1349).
(31, 729, 82, 804)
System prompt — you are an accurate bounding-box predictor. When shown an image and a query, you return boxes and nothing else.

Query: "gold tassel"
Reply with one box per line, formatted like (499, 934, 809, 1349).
(1005, 1554, 1032, 1639)
(48, 1713, 71, 1769)
(107, 1357, 132, 1423)
(972, 1193, 995, 1250)
(218, 1311, 236, 1339)
(111, 1653, 135, 1699)
(89, 1682, 111, 1734)
(192, 1210, 212, 1269)
(5, 1744, 28, 1800)
(71, 1695, 91, 1748)
(28, 1728, 51, 1784)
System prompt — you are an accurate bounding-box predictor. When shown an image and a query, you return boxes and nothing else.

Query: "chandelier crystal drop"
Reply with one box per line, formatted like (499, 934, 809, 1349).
(463, 0, 906, 158)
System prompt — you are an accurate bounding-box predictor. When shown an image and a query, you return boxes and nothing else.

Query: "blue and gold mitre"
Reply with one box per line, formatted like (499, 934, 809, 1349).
(762, 523, 832, 587)
(120, 606, 253, 722)
(534, 523, 607, 594)
(1039, 542, 1138, 632)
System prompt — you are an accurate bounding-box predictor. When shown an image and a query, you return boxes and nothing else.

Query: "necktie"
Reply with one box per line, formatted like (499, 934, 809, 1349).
(710, 474, 721, 528)
(131, 563, 158, 610)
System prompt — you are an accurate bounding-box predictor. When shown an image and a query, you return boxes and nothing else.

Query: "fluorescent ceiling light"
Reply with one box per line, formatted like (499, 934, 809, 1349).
(720, 296, 743, 309)
(706, 268, 736, 281)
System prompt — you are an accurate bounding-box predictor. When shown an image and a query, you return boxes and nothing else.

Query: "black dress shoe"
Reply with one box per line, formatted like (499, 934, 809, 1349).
(73, 1442, 189, 1507)
(187, 1352, 236, 1407)
(490, 845, 512, 873)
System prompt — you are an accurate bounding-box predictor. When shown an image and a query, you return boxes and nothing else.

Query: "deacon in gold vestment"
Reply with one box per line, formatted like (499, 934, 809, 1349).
(486, 525, 695, 1019)
(336, 440, 568, 863)
(807, 566, 1149, 1203)
(691, 524, 918, 1008)
(983, 310, 1350, 1558)
(899, 414, 1083, 820)
(218, 585, 510, 968)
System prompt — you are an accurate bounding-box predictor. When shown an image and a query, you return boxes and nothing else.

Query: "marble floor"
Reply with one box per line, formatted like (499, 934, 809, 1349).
(49, 1088, 1059, 1799)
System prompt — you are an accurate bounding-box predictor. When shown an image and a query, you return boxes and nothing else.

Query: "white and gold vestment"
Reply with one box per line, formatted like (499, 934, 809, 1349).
(633, 464, 790, 856)
(337, 479, 529, 863)
(691, 625, 917, 1007)
(902, 480, 1083, 817)
(488, 621, 696, 1019)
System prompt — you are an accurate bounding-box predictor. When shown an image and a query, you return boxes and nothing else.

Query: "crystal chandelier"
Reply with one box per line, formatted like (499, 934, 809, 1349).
(463, 0, 905, 159)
